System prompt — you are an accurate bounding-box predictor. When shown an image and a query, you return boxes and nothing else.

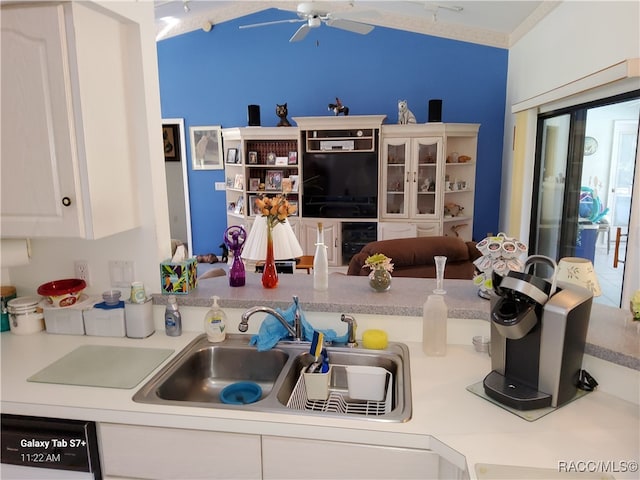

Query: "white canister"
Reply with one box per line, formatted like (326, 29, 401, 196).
(7, 296, 44, 335)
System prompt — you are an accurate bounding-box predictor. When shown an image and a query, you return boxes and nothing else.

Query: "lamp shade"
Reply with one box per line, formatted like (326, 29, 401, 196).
(242, 215, 303, 261)
(556, 257, 601, 297)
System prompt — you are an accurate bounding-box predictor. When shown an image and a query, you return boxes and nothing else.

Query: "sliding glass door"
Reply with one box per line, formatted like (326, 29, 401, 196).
(530, 92, 639, 307)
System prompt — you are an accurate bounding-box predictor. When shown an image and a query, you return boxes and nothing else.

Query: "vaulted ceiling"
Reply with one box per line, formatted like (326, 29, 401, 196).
(154, 1, 559, 48)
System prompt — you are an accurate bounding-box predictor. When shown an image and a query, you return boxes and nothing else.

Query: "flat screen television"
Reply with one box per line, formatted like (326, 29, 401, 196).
(302, 152, 378, 218)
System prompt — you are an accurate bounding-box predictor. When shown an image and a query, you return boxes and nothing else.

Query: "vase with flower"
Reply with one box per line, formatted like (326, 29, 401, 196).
(363, 253, 394, 292)
(254, 195, 297, 289)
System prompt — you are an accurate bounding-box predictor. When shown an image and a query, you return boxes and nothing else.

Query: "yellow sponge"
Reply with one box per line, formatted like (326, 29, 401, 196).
(362, 329, 388, 350)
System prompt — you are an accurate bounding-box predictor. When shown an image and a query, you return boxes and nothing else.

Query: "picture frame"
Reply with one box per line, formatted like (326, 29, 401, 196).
(234, 174, 244, 190)
(281, 177, 292, 194)
(289, 174, 300, 193)
(249, 195, 261, 215)
(275, 156, 288, 166)
(249, 178, 260, 191)
(162, 123, 181, 162)
(190, 126, 223, 170)
(289, 200, 299, 216)
(266, 152, 276, 165)
(288, 151, 298, 165)
(265, 170, 282, 191)
(226, 148, 238, 164)
(248, 151, 258, 164)
(234, 195, 244, 215)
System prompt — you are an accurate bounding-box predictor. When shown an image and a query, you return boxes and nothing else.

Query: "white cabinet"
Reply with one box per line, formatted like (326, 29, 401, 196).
(381, 135, 443, 221)
(301, 218, 339, 265)
(99, 423, 262, 479)
(1, 3, 140, 238)
(380, 124, 479, 242)
(262, 436, 450, 480)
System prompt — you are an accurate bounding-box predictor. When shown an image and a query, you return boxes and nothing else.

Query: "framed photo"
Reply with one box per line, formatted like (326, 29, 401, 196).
(249, 178, 260, 191)
(281, 177, 292, 193)
(266, 152, 276, 165)
(289, 200, 299, 216)
(190, 126, 223, 170)
(275, 156, 288, 166)
(248, 151, 258, 164)
(249, 195, 261, 215)
(288, 151, 298, 165)
(226, 148, 238, 164)
(162, 123, 181, 162)
(289, 174, 300, 193)
(265, 170, 282, 191)
(233, 174, 244, 190)
(234, 195, 244, 215)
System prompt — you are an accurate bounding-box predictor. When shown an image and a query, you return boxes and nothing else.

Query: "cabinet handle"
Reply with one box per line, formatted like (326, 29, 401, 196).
(62, 197, 71, 207)
(405, 172, 410, 183)
(413, 172, 417, 182)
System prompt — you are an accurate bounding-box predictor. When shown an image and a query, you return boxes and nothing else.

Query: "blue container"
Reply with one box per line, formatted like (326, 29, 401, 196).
(1, 286, 17, 332)
(575, 224, 598, 262)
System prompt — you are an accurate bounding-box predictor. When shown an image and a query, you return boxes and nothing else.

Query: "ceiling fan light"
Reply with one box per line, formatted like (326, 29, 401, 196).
(308, 16, 321, 28)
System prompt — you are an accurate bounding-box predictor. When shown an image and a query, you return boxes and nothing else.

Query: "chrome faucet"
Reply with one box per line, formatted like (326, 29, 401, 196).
(341, 314, 358, 348)
(239, 295, 303, 341)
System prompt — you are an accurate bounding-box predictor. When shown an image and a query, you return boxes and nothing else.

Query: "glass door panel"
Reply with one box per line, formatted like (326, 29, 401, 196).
(383, 141, 408, 217)
(414, 139, 440, 218)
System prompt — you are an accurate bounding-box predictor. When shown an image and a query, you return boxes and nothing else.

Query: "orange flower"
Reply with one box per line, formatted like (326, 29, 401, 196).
(257, 194, 294, 228)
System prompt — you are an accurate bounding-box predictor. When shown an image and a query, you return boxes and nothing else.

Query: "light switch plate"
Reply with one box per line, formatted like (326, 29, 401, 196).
(109, 260, 135, 288)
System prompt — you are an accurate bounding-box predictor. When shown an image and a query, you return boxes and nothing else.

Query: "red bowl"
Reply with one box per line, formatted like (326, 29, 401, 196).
(37, 279, 86, 307)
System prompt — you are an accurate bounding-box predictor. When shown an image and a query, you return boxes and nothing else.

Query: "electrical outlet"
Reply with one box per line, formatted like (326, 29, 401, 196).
(74, 260, 91, 286)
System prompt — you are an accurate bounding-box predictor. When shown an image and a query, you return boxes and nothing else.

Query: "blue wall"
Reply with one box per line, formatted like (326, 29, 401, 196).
(157, 9, 507, 254)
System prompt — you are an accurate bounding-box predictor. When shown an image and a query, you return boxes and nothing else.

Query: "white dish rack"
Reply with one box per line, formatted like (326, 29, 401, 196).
(286, 365, 393, 416)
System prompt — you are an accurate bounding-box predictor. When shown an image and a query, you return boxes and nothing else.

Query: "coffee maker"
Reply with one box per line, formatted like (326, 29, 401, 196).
(483, 256, 593, 410)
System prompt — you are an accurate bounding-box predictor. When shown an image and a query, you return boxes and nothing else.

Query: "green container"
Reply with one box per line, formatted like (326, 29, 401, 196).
(1, 286, 17, 332)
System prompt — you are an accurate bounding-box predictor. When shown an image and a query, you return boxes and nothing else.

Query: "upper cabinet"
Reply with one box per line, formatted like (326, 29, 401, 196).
(1, 3, 140, 238)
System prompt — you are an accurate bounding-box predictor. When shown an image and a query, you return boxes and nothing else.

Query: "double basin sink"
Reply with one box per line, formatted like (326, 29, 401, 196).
(133, 334, 412, 422)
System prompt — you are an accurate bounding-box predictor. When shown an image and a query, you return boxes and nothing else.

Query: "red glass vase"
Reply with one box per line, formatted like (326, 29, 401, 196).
(262, 223, 278, 288)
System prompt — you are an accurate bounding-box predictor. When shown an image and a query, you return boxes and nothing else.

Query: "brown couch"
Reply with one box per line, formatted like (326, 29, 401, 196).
(347, 236, 481, 279)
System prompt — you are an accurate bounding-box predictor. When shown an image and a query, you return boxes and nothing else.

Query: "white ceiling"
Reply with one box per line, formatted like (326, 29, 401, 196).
(154, 1, 560, 48)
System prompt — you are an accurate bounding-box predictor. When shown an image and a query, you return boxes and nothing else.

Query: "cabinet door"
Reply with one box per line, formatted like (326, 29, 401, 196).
(1, 4, 82, 237)
(302, 220, 339, 265)
(262, 436, 441, 479)
(411, 137, 442, 220)
(381, 138, 410, 218)
(100, 423, 262, 479)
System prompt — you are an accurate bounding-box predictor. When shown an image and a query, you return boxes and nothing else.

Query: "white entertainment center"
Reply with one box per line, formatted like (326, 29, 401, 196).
(223, 116, 479, 266)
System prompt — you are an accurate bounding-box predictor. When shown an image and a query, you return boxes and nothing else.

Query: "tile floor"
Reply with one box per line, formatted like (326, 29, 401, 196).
(593, 239, 626, 308)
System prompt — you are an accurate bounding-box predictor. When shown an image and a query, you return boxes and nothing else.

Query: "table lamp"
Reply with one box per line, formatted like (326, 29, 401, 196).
(242, 215, 303, 263)
(556, 257, 601, 296)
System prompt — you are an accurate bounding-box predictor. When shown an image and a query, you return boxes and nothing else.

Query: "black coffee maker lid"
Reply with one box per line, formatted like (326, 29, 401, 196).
(494, 255, 558, 305)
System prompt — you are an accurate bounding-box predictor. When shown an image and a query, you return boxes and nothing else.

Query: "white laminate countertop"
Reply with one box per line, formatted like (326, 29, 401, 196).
(1, 326, 638, 479)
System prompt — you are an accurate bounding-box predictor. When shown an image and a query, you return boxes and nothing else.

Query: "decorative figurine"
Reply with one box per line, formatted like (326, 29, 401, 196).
(444, 202, 464, 217)
(276, 103, 291, 127)
(397, 100, 417, 124)
(328, 97, 349, 115)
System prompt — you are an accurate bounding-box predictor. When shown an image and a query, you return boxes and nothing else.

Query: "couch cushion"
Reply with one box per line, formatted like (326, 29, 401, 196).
(361, 236, 472, 266)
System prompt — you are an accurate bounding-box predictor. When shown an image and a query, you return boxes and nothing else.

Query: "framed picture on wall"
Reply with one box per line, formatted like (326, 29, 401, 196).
(190, 125, 223, 170)
(162, 123, 181, 162)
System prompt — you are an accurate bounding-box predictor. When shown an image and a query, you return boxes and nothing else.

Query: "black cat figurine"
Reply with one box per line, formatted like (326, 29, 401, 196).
(276, 103, 291, 127)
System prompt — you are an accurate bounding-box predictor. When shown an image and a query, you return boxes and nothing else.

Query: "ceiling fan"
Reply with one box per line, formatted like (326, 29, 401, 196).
(238, 2, 375, 42)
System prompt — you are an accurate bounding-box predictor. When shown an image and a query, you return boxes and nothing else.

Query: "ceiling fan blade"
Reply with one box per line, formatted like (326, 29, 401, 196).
(290, 23, 311, 42)
(239, 18, 304, 29)
(325, 18, 374, 35)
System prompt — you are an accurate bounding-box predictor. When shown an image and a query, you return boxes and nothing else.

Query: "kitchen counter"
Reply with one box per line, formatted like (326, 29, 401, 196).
(2, 317, 639, 479)
(153, 273, 640, 370)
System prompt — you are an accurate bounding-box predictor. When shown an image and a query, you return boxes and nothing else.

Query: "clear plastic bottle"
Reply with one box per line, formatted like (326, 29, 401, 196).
(204, 295, 227, 342)
(164, 295, 182, 336)
(422, 294, 447, 356)
(313, 222, 329, 291)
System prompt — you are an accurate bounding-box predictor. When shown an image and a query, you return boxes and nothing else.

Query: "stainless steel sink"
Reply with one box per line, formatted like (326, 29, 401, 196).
(133, 334, 412, 422)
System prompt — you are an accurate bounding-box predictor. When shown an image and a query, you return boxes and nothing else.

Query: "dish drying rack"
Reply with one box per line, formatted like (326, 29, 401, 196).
(286, 365, 393, 416)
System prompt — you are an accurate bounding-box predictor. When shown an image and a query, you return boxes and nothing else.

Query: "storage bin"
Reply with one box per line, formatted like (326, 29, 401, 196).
(124, 299, 155, 338)
(83, 306, 126, 337)
(160, 258, 197, 295)
(43, 295, 95, 335)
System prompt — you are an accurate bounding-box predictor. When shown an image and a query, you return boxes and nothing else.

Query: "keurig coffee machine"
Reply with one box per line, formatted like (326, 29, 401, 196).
(483, 256, 593, 410)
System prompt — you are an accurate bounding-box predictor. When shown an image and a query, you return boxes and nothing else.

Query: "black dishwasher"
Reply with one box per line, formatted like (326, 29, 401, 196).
(1, 414, 101, 479)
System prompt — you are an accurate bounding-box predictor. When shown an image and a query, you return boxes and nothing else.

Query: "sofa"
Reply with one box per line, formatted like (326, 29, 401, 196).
(346, 236, 481, 279)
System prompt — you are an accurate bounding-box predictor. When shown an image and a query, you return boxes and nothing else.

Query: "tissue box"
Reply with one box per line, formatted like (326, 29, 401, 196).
(160, 257, 197, 294)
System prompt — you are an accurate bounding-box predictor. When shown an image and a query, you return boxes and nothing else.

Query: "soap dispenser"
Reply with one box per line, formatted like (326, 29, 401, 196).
(204, 295, 227, 342)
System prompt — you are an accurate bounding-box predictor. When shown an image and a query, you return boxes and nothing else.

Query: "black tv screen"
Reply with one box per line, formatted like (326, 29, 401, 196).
(302, 152, 378, 218)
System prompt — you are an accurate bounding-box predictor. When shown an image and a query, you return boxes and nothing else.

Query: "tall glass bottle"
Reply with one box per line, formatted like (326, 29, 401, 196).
(422, 294, 447, 356)
(313, 222, 329, 291)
